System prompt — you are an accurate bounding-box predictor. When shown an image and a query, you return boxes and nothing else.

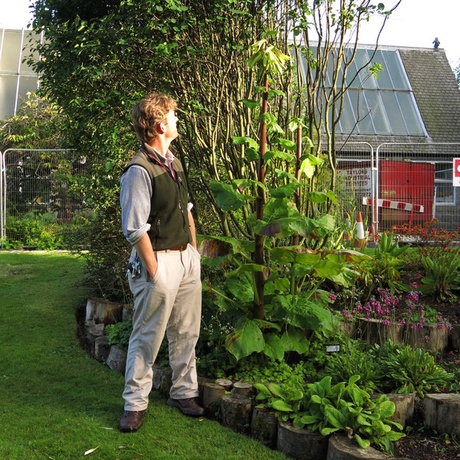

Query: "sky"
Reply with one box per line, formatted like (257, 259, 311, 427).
(1, 0, 459, 68)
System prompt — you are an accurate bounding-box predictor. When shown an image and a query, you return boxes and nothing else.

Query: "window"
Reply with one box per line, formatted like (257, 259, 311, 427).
(298, 46, 428, 137)
(435, 165, 456, 205)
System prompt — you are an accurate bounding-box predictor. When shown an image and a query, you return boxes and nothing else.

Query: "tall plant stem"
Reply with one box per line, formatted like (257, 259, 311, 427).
(254, 75, 269, 320)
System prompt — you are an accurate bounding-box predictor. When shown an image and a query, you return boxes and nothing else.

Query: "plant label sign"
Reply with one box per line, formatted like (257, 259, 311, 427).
(453, 158, 460, 187)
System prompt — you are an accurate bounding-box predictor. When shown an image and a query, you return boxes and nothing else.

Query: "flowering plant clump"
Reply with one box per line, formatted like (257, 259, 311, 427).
(400, 291, 452, 332)
(338, 288, 399, 326)
(392, 219, 460, 249)
(335, 288, 451, 332)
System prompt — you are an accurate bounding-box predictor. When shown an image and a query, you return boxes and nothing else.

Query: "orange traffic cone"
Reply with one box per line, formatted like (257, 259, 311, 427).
(354, 212, 365, 248)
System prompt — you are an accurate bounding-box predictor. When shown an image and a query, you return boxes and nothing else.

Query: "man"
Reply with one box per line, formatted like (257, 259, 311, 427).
(119, 92, 203, 433)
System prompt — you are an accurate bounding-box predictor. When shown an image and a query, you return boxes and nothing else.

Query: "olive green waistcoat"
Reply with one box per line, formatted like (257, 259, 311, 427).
(126, 150, 191, 250)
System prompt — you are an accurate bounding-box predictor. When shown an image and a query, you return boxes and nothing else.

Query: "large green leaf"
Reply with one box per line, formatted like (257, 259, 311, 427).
(209, 181, 246, 211)
(280, 328, 310, 354)
(270, 294, 334, 332)
(378, 400, 396, 419)
(263, 332, 285, 361)
(270, 246, 321, 265)
(270, 182, 301, 198)
(271, 400, 294, 412)
(224, 319, 264, 360)
(354, 434, 371, 449)
(226, 273, 254, 303)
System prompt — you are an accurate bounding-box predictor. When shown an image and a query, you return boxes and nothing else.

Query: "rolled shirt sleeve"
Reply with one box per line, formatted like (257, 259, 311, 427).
(120, 165, 152, 245)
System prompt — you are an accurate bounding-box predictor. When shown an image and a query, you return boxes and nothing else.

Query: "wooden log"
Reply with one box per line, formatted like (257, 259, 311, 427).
(233, 381, 254, 397)
(106, 345, 127, 375)
(198, 376, 214, 401)
(159, 367, 172, 397)
(404, 323, 448, 353)
(215, 378, 233, 391)
(338, 321, 355, 338)
(85, 298, 123, 324)
(85, 321, 104, 356)
(386, 393, 414, 428)
(251, 406, 278, 448)
(424, 393, 460, 435)
(355, 318, 404, 345)
(94, 335, 110, 362)
(221, 393, 252, 434)
(451, 324, 460, 351)
(202, 382, 226, 419)
(277, 422, 328, 460)
(327, 434, 400, 460)
(152, 364, 163, 391)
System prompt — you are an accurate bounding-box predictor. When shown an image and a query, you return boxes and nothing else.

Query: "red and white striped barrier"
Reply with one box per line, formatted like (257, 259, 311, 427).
(362, 197, 424, 213)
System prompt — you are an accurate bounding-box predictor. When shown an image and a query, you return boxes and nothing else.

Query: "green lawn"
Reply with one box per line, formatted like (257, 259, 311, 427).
(0, 251, 286, 460)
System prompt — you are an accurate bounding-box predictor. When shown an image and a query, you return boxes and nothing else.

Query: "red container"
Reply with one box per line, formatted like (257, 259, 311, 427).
(379, 160, 434, 230)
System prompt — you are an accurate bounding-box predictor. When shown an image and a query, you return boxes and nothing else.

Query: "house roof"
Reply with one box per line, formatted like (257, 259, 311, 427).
(335, 45, 460, 150)
(399, 47, 460, 143)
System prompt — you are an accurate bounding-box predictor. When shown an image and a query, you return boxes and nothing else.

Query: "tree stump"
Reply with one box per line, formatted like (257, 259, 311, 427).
(85, 298, 123, 324)
(106, 345, 127, 375)
(449, 324, 460, 351)
(355, 318, 404, 345)
(233, 381, 254, 397)
(251, 406, 278, 448)
(404, 323, 448, 353)
(94, 335, 110, 362)
(386, 393, 414, 428)
(221, 393, 252, 434)
(152, 364, 164, 391)
(424, 393, 460, 435)
(215, 378, 233, 391)
(202, 382, 226, 419)
(277, 422, 328, 460)
(338, 321, 355, 338)
(326, 434, 396, 460)
(85, 321, 105, 356)
(159, 367, 172, 397)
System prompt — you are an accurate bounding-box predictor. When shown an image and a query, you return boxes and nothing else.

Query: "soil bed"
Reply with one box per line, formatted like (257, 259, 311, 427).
(383, 283, 460, 459)
(394, 398, 460, 459)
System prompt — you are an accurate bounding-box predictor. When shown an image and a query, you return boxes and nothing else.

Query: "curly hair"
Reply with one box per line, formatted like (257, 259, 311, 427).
(132, 93, 177, 143)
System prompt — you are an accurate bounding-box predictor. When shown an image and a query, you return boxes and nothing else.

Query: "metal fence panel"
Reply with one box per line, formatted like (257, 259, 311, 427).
(2, 143, 459, 248)
(338, 142, 460, 236)
(336, 142, 376, 229)
(1, 148, 89, 248)
(375, 143, 460, 233)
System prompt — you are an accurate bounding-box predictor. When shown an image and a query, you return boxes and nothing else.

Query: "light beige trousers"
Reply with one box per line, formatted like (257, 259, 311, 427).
(123, 244, 202, 411)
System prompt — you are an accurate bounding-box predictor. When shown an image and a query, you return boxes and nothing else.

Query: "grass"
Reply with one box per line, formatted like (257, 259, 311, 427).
(0, 251, 287, 460)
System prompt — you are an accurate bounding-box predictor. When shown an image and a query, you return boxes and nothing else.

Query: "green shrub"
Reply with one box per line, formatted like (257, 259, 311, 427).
(419, 249, 460, 301)
(105, 320, 132, 350)
(371, 341, 453, 398)
(254, 375, 405, 454)
(325, 340, 380, 392)
(4, 211, 63, 249)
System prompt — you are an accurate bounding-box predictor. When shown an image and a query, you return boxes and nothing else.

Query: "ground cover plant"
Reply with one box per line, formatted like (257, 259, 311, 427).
(197, 232, 460, 459)
(0, 251, 287, 460)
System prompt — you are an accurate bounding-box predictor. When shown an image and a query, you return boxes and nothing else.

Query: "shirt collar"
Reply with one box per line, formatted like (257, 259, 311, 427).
(144, 143, 175, 166)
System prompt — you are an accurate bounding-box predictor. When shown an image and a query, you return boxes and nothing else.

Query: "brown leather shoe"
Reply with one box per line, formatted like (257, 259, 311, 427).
(119, 409, 146, 432)
(167, 397, 204, 416)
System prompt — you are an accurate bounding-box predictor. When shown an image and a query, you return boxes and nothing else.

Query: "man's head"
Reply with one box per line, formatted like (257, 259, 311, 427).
(132, 93, 178, 144)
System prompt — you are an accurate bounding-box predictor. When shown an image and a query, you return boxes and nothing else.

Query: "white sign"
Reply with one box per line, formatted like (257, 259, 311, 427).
(453, 158, 460, 187)
(338, 168, 372, 195)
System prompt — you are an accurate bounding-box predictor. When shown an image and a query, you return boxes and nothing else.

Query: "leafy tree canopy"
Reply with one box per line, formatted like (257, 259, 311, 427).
(27, 0, 400, 299)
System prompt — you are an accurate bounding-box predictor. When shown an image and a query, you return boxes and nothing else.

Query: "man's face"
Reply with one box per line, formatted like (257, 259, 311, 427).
(163, 109, 179, 141)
